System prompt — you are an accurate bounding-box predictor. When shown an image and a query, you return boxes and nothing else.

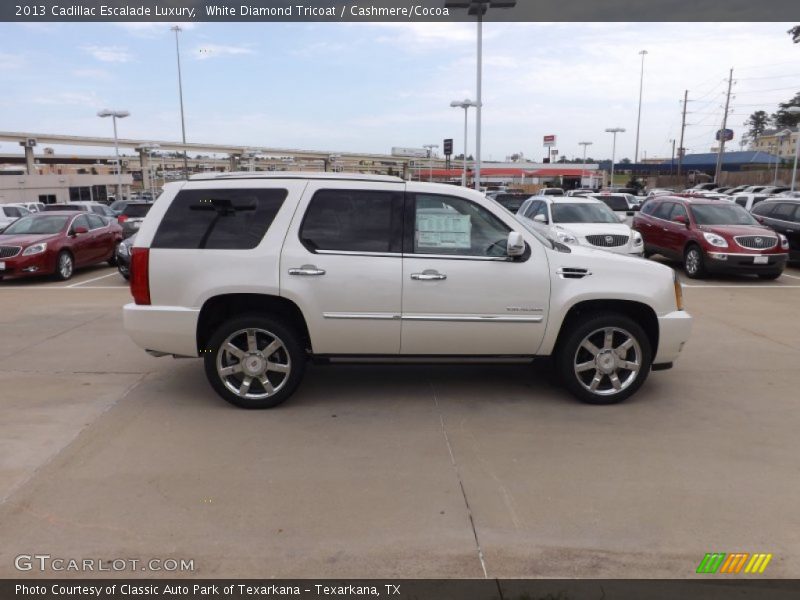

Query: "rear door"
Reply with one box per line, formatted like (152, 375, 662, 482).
(86, 213, 113, 261)
(280, 180, 405, 355)
(661, 202, 690, 254)
(760, 202, 800, 257)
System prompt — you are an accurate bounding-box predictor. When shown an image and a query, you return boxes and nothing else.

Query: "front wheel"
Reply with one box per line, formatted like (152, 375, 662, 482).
(556, 312, 652, 405)
(203, 314, 306, 409)
(684, 245, 707, 279)
(54, 251, 74, 281)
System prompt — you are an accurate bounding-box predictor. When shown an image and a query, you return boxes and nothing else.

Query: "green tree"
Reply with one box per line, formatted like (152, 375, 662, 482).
(789, 25, 800, 43)
(744, 110, 771, 140)
(773, 92, 800, 127)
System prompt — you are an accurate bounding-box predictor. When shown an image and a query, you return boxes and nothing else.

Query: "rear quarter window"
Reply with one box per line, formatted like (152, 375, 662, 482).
(124, 204, 153, 218)
(151, 188, 287, 250)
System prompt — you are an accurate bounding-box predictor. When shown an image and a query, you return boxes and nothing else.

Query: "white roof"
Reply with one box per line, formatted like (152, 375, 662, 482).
(189, 171, 404, 183)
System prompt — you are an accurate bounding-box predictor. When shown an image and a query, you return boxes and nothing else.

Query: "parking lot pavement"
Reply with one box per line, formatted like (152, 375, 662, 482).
(0, 269, 799, 578)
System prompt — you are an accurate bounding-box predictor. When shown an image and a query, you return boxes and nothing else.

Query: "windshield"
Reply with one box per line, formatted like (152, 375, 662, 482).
(691, 204, 758, 226)
(2, 215, 69, 235)
(552, 203, 619, 224)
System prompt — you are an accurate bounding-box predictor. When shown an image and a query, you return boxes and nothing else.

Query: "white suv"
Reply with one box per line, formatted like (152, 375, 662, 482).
(517, 196, 644, 256)
(123, 173, 692, 408)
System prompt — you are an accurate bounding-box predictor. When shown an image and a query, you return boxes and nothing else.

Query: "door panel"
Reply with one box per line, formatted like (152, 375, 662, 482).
(280, 181, 405, 355)
(400, 193, 550, 355)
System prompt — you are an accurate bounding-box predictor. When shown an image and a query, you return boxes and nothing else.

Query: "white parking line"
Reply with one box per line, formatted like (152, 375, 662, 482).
(0, 284, 128, 290)
(683, 284, 800, 289)
(781, 273, 800, 280)
(66, 271, 120, 288)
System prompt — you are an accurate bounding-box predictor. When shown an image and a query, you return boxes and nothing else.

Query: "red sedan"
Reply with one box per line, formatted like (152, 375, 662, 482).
(633, 197, 789, 280)
(0, 211, 123, 281)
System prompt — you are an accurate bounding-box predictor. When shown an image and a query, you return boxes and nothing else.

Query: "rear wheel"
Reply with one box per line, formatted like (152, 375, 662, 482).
(203, 314, 306, 409)
(556, 312, 652, 405)
(54, 251, 74, 281)
(683, 245, 707, 279)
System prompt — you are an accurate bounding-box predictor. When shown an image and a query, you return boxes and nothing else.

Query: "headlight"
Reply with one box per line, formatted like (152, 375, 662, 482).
(702, 232, 728, 248)
(22, 242, 47, 256)
(555, 230, 578, 245)
(779, 234, 789, 250)
(117, 243, 130, 256)
(674, 271, 684, 311)
(632, 230, 643, 245)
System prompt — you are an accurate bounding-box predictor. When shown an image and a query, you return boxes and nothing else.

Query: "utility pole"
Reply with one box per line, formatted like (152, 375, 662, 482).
(634, 49, 648, 163)
(714, 68, 734, 184)
(677, 90, 688, 177)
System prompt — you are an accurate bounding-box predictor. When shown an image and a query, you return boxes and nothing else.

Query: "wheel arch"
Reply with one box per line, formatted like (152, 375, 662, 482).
(196, 293, 311, 355)
(553, 299, 659, 359)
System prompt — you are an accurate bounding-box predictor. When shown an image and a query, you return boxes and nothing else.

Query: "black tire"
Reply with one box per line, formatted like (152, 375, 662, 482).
(555, 312, 652, 405)
(118, 263, 130, 280)
(757, 271, 782, 281)
(54, 250, 74, 281)
(107, 242, 120, 266)
(683, 244, 707, 279)
(203, 313, 306, 409)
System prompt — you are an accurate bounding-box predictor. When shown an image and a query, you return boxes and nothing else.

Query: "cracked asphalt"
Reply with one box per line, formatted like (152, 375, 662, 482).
(1, 263, 799, 578)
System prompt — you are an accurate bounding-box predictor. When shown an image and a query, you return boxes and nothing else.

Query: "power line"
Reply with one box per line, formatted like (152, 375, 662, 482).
(737, 72, 800, 81)
(734, 86, 800, 95)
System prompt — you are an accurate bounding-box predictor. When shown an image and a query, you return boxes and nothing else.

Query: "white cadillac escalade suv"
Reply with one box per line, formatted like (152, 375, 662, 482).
(123, 173, 692, 409)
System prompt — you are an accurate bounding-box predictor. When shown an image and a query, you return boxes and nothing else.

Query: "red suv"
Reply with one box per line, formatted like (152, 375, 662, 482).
(633, 197, 789, 279)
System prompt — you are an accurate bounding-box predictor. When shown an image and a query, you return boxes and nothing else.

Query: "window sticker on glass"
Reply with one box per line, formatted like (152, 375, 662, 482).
(416, 213, 472, 249)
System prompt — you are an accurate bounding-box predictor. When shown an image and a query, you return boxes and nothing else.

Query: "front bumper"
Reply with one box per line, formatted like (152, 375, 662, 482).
(654, 310, 693, 365)
(0, 252, 54, 278)
(123, 303, 200, 357)
(704, 251, 788, 274)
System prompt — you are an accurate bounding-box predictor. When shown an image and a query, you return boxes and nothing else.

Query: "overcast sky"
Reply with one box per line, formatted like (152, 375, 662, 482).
(0, 21, 798, 161)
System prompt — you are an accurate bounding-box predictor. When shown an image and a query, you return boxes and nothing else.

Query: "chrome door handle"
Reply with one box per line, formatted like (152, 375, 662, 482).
(288, 265, 326, 276)
(663, 228, 669, 231)
(411, 271, 446, 281)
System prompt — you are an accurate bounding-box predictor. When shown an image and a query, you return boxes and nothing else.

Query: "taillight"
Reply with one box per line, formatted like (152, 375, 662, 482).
(118, 215, 129, 223)
(130, 248, 151, 305)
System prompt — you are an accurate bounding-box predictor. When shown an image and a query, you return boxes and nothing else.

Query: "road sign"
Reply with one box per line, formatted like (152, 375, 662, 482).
(543, 135, 557, 147)
(715, 129, 734, 142)
(551, 149, 559, 156)
(443, 138, 453, 156)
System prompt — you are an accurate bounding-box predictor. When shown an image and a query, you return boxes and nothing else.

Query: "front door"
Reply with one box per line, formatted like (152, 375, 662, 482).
(401, 192, 550, 355)
(280, 180, 405, 355)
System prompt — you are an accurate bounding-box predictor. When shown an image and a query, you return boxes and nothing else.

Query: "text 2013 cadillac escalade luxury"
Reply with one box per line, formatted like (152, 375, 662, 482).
(123, 173, 692, 408)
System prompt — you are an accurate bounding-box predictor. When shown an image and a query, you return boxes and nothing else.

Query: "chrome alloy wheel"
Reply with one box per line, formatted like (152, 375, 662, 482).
(685, 249, 700, 275)
(58, 253, 73, 279)
(216, 328, 291, 400)
(573, 327, 642, 396)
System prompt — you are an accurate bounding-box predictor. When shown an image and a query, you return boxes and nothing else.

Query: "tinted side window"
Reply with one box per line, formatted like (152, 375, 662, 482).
(595, 195, 628, 211)
(640, 200, 656, 215)
(124, 204, 153, 218)
(300, 189, 402, 253)
(734, 196, 747, 207)
(771, 203, 799, 221)
(751, 202, 774, 217)
(72, 215, 90, 231)
(652, 202, 674, 220)
(670, 204, 689, 221)
(410, 194, 510, 257)
(87, 214, 105, 229)
(152, 188, 287, 250)
(5, 207, 21, 217)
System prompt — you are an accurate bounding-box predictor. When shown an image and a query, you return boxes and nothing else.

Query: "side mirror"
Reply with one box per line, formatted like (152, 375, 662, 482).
(533, 214, 548, 224)
(507, 231, 525, 257)
(625, 211, 634, 217)
(754, 215, 764, 224)
(73, 226, 89, 235)
(618, 213, 627, 222)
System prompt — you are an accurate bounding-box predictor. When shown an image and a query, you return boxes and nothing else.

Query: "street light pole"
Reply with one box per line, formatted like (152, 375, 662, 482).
(423, 144, 439, 182)
(171, 25, 189, 180)
(579, 141, 592, 188)
(634, 50, 647, 164)
(773, 131, 790, 185)
(445, 1, 517, 191)
(605, 127, 625, 189)
(451, 99, 478, 187)
(788, 107, 800, 191)
(97, 109, 130, 202)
